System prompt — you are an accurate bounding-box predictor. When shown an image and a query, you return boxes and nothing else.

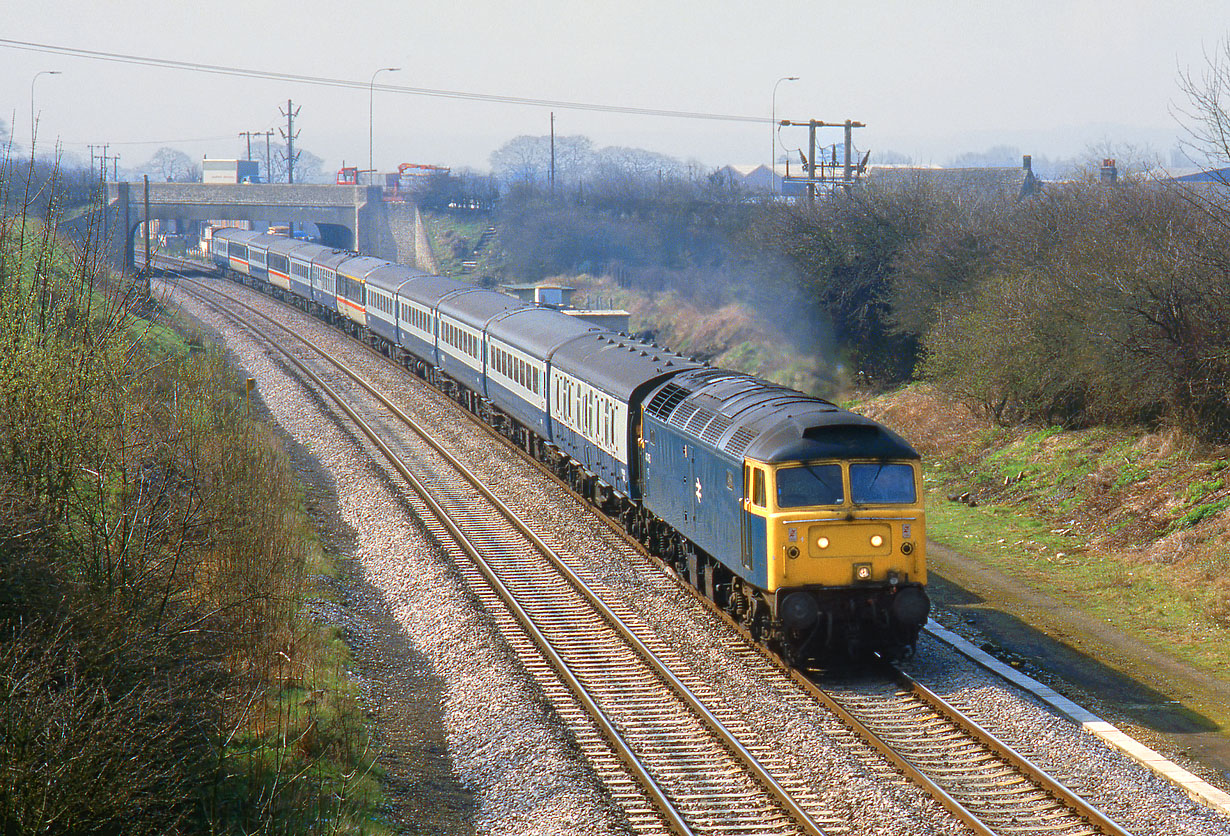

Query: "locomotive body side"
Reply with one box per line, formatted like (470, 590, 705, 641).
(638, 368, 930, 659)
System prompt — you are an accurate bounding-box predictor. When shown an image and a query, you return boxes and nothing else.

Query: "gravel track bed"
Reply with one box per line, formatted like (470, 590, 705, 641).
(165, 281, 631, 835)
(168, 276, 1230, 835)
(899, 636, 1230, 836)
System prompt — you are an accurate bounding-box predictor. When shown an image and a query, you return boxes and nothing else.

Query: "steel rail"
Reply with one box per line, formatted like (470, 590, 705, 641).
(169, 273, 831, 836)
(890, 665, 1134, 836)
(160, 258, 1137, 836)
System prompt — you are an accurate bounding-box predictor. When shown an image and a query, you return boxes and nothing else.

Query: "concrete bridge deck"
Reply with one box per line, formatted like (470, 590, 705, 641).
(102, 181, 409, 267)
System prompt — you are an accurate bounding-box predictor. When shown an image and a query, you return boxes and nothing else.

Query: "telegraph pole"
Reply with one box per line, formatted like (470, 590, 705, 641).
(262, 129, 273, 182)
(103, 152, 119, 181)
(279, 99, 301, 184)
(778, 118, 865, 202)
(279, 100, 301, 236)
(549, 111, 556, 198)
(239, 130, 256, 160)
(143, 174, 151, 294)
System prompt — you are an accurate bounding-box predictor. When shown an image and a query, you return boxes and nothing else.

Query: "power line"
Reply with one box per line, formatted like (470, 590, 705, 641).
(63, 135, 235, 148)
(0, 37, 767, 124)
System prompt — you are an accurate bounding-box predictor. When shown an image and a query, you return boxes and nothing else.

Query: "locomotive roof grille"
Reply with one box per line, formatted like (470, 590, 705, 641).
(671, 402, 700, 428)
(646, 382, 691, 419)
(684, 406, 715, 434)
(724, 426, 759, 457)
(699, 413, 733, 446)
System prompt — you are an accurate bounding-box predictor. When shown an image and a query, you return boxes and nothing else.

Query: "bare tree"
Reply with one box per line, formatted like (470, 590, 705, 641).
(489, 134, 594, 189)
(140, 147, 196, 182)
(1178, 37, 1230, 172)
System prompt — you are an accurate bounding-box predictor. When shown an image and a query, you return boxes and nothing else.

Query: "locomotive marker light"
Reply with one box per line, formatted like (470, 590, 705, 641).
(854, 563, 872, 581)
(870, 534, 884, 547)
(817, 536, 830, 549)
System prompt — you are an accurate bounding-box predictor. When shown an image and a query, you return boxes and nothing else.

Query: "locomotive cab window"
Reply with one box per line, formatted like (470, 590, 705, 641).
(777, 463, 843, 508)
(850, 463, 916, 505)
(748, 467, 766, 508)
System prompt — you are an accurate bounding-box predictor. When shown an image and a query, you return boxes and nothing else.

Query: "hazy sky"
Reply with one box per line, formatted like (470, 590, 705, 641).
(2, 0, 1227, 177)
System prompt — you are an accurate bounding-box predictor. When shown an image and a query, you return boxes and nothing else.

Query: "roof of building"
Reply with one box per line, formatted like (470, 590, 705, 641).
(865, 163, 1040, 199)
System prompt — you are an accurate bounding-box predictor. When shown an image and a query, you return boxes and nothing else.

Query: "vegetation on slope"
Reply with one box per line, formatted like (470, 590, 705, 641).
(0, 163, 385, 833)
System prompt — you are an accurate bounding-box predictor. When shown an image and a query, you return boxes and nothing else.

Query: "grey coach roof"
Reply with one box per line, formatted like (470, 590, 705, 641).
(552, 330, 701, 401)
(365, 262, 435, 296)
(311, 248, 357, 270)
(486, 307, 598, 360)
(267, 237, 326, 261)
(395, 274, 476, 309)
(334, 255, 387, 280)
(439, 287, 528, 329)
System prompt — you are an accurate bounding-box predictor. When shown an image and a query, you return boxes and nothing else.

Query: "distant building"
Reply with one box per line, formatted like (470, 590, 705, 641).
(713, 164, 775, 191)
(1163, 165, 1230, 184)
(501, 283, 577, 307)
(499, 282, 630, 332)
(864, 155, 1041, 200)
(202, 158, 261, 185)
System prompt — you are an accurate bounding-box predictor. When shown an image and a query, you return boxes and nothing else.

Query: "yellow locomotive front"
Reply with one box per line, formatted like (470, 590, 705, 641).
(743, 456, 930, 659)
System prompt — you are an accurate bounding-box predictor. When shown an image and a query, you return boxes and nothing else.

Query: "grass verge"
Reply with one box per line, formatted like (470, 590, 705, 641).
(861, 386, 1230, 691)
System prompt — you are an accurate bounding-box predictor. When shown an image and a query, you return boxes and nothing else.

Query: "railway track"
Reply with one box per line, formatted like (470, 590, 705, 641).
(153, 258, 1139, 836)
(166, 269, 842, 836)
(811, 665, 1131, 836)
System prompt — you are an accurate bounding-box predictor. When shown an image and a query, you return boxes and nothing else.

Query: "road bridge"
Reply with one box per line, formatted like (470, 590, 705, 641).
(101, 182, 404, 268)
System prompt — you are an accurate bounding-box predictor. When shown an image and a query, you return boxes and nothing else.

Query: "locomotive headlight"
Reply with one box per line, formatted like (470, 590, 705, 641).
(817, 536, 830, 549)
(870, 534, 884, 548)
(854, 563, 872, 581)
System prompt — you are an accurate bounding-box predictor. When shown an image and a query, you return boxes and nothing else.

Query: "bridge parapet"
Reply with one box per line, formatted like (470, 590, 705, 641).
(102, 182, 400, 267)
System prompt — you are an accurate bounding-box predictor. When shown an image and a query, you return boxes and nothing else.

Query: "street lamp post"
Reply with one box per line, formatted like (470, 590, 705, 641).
(771, 76, 798, 195)
(369, 67, 400, 186)
(30, 70, 62, 157)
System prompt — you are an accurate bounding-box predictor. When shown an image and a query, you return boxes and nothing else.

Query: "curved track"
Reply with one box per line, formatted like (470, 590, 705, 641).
(166, 268, 841, 836)
(154, 258, 1138, 836)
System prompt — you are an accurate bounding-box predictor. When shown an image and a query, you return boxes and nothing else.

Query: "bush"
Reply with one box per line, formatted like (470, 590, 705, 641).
(0, 156, 382, 834)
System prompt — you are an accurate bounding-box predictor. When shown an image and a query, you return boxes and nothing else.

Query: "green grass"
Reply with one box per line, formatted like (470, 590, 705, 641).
(921, 427, 1230, 696)
(927, 486, 1230, 676)
(422, 211, 493, 277)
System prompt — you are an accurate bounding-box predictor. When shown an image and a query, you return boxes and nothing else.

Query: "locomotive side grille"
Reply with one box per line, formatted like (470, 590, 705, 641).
(685, 406, 715, 434)
(671, 402, 699, 428)
(646, 383, 690, 418)
(699, 414, 732, 446)
(724, 426, 759, 457)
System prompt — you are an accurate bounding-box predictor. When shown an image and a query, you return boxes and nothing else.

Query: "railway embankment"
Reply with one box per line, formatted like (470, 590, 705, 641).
(0, 212, 386, 832)
(860, 384, 1230, 781)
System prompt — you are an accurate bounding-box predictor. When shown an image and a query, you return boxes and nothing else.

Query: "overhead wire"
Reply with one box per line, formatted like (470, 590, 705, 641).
(0, 37, 769, 125)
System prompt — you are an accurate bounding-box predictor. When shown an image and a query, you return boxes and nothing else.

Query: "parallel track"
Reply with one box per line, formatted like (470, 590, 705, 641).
(166, 269, 841, 836)
(154, 258, 1137, 836)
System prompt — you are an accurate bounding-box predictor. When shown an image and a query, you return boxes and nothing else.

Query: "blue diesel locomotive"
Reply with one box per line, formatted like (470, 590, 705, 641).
(209, 228, 929, 661)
